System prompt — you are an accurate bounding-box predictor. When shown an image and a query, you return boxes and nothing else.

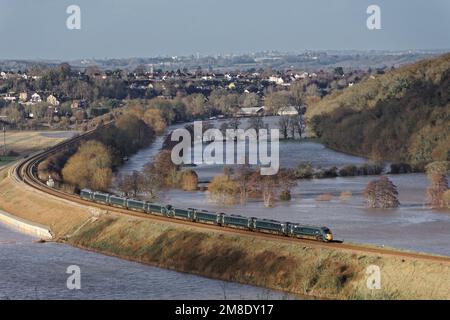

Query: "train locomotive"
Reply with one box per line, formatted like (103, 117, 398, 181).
(80, 189, 333, 242)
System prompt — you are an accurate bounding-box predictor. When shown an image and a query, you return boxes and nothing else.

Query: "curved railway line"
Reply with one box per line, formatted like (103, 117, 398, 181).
(7, 127, 450, 266)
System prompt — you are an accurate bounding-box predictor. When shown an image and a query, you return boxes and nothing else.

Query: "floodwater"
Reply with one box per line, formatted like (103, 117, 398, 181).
(116, 118, 450, 257)
(0, 223, 295, 300)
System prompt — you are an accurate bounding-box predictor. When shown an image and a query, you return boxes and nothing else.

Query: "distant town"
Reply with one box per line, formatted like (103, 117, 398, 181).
(0, 50, 443, 131)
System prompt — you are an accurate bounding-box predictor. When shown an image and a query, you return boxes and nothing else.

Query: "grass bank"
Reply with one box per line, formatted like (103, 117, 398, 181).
(0, 176, 449, 299)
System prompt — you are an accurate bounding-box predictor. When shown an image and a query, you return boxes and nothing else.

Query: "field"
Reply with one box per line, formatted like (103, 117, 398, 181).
(2, 131, 75, 155)
(0, 175, 448, 300)
(0, 131, 75, 170)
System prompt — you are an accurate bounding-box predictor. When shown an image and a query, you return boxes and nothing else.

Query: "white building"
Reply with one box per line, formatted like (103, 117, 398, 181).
(277, 106, 299, 116)
(3, 92, 16, 102)
(268, 76, 284, 85)
(238, 106, 265, 117)
(31, 93, 42, 103)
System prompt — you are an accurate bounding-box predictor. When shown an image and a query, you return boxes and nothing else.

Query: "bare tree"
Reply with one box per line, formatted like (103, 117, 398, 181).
(278, 116, 291, 139)
(234, 163, 253, 204)
(117, 171, 144, 197)
(247, 116, 267, 138)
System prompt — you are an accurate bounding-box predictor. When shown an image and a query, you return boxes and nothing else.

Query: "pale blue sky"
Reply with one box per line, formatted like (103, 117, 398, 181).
(0, 0, 449, 60)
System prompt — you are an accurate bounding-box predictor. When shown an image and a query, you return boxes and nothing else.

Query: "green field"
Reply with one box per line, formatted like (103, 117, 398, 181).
(0, 156, 17, 167)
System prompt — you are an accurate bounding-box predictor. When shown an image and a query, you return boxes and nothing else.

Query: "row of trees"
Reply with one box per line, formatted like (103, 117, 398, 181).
(208, 166, 297, 207)
(116, 150, 199, 199)
(278, 114, 305, 139)
(39, 112, 155, 191)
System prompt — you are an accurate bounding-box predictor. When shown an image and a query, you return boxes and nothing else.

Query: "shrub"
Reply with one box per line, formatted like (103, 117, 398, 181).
(390, 163, 412, 174)
(339, 191, 352, 202)
(426, 175, 449, 208)
(359, 163, 384, 175)
(425, 161, 450, 208)
(295, 162, 313, 179)
(279, 189, 291, 201)
(316, 193, 333, 201)
(315, 167, 338, 179)
(181, 170, 198, 191)
(208, 175, 238, 205)
(443, 190, 450, 209)
(339, 165, 357, 177)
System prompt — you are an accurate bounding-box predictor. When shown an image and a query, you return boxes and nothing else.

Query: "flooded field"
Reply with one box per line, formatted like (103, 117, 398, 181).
(0, 222, 295, 300)
(116, 118, 450, 257)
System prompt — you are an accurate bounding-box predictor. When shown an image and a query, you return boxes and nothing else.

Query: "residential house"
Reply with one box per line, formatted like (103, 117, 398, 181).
(3, 92, 16, 102)
(237, 106, 265, 117)
(31, 93, 42, 103)
(19, 92, 29, 102)
(277, 106, 299, 116)
(46, 94, 60, 106)
(268, 76, 284, 85)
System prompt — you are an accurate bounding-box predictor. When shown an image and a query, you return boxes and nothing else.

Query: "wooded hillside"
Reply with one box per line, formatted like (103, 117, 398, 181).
(308, 53, 450, 164)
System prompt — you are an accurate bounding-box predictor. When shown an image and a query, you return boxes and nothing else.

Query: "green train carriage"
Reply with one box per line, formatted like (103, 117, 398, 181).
(110, 195, 127, 207)
(127, 199, 146, 212)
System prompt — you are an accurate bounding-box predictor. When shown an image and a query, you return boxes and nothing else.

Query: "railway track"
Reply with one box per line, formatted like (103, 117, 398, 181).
(9, 127, 450, 266)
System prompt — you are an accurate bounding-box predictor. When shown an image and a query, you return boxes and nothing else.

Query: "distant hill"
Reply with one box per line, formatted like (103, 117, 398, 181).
(308, 53, 450, 164)
(0, 50, 443, 72)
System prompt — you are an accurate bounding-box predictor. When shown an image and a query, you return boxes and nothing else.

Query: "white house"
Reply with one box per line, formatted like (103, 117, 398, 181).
(3, 92, 16, 102)
(268, 76, 284, 85)
(31, 93, 42, 103)
(277, 106, 299, 116)
(238, 106, 265, 117)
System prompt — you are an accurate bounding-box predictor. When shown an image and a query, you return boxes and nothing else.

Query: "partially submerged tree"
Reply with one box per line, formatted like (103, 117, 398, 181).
(278, 116, 292, 139)
(364, 176, 400, 209)
(116, 170, 145, 197)
(142, 150, 180, 191)
(234, 163, 252, 204)
(248, 169, 297, 207)
(208, 175, 238, 205)
(180, 170, 198, 191)
(425, 161, 449, 208)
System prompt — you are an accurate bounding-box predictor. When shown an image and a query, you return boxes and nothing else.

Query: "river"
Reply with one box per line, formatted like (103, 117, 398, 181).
(116, 117, 450, 257)
(0, 222, 295, 299)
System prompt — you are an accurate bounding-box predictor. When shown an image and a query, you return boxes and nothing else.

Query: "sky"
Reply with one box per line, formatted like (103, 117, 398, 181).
(0, 0, 449, 60)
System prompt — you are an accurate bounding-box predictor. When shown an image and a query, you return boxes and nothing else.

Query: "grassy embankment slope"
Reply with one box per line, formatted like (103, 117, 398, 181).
(0, 173, 448, 299)
(308, 53, 450, 164)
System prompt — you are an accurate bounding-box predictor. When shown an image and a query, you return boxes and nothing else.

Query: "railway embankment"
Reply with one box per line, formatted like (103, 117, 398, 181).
(1, 174, 449, 299)
(0, 209, 53, 239)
